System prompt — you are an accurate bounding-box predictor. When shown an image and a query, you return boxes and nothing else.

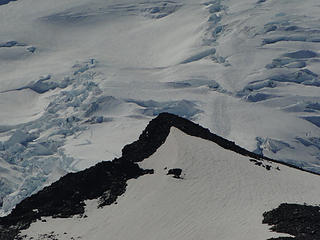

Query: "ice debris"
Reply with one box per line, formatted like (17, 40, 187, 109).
(255, 137, 294, 155)
(0, 59, 107, 216)
(125, 99, 202, 120)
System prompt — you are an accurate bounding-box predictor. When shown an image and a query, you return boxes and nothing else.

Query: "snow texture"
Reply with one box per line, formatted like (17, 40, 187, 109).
(17, 127, 320, 240)
(0, 0, 320, 215)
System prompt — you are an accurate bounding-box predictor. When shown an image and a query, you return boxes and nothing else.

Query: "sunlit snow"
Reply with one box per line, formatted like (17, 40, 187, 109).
(0, 0, 320, 215)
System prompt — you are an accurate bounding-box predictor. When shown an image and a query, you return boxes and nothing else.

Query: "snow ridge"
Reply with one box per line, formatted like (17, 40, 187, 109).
(1, 113, 319, 240)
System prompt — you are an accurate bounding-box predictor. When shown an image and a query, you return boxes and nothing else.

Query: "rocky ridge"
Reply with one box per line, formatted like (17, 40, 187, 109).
(0, 113, 319, 240)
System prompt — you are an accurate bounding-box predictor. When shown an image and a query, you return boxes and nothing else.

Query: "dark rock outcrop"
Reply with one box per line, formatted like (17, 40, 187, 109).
(122, 113, 319, 176)
(263, 203, 320, 240)
(167, 168, 182, 178)
(122, 112, 264, 163)
(0, 160, 153, 239)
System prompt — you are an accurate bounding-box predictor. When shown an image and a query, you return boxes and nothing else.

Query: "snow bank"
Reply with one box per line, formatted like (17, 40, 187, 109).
(18, 127, 320, 240)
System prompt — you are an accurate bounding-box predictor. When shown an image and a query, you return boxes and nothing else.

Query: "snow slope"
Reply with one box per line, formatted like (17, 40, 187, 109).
(19, 127, 320, 240)
(1, 0, 320, 215)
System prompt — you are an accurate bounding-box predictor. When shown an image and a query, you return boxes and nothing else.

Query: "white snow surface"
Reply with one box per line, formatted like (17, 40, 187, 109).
(1, 0, 320, 214)
(20, 128, 320, 240)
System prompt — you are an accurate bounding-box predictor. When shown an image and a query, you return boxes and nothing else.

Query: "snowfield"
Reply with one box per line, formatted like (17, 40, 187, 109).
(19, 127, 320, 240)
(1, 0, 320, 215)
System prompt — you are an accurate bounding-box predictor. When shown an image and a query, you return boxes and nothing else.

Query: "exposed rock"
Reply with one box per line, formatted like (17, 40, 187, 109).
(167, 168, 182, 178)
(0, 113, 319, 239)
(263, 203, 320, 240)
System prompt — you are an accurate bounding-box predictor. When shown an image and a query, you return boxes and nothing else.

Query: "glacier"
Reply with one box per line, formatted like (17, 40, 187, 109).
(0, 0, 320, 215)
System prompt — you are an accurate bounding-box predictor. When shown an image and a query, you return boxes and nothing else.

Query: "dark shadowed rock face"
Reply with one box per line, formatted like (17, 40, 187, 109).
(122, 113, 318, 175)
(0, 160, 153, 239)
(167, 168, 182, 178)
(263, 203, 320, 240)
(122, 112, 264, 163)
(0, 113, 319, 240)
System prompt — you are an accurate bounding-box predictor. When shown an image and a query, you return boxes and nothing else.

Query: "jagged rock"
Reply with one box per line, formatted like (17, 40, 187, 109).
(0, 113, 318, 240)
(167, 168, 182, 178)
(263, 203, 320, 240)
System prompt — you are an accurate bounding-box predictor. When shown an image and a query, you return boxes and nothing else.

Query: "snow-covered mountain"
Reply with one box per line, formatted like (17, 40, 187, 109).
(1, 113, 320, 240)
(1, 0, 320, 217)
